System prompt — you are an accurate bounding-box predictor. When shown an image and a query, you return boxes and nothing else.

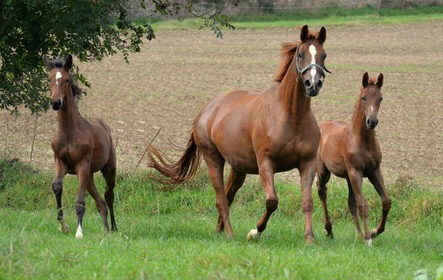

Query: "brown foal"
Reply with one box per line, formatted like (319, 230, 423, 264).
(148, 25, 330, 243)
(316, 72, 391, 245)
(43, 55, 117, 238)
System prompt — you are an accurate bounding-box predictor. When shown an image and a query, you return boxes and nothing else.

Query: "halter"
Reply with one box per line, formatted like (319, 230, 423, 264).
(295, 47, 331, 80)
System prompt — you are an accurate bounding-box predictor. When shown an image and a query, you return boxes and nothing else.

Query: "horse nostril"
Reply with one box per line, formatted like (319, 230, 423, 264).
(366, 119, 371, 126)
(51, 100, 62, 110)
(374, 119, 378, 126)
(316, 80, 323, 89)
(304, 80, 312, 88)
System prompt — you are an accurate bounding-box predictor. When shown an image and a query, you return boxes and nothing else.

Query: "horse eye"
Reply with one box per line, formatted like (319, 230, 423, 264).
(298, 52, 304, 59)
(362, 96, 366, 101)
(380, 97, 383, 102)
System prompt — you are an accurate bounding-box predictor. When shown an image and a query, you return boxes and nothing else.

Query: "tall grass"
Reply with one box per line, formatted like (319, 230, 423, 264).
(1, 159, 442, 279)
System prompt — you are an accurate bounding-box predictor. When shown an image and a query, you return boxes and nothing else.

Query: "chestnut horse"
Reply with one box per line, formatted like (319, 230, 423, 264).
(148, 25, 330, 243)
(316, 72, 391, 246)
(43, 55, 117, 238)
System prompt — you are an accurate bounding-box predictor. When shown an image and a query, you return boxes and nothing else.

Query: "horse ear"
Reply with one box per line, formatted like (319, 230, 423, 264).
(362, 72, 369, 88)
(43, 56, 53, 70)
(317, 27, 326, 44)
(300, 25, 309, 42)
(64, 54, 73, 70)
(377, 73, 384, 88)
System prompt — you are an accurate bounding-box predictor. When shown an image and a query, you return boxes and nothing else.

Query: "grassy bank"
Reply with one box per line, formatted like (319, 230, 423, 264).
(145, 5, 443, 30)
(1, 159, 442, 279)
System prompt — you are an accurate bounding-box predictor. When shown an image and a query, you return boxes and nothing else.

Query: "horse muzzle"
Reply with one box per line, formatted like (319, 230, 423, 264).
(304, 77, 323, 97)
(366, 118, 378, 129)
(51, 99, 63, 110)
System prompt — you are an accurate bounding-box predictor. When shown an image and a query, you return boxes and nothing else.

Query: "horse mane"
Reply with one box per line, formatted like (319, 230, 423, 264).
(51, 58, 83, 97)
(274, 32, 318, 83)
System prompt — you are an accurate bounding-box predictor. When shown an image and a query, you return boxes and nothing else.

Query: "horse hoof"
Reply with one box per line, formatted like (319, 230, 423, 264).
(326, 231, 334, 239)
(247, 229, 261, 242)
(59, 220, 70, 234)
(75, 225, 83, 239)
(365, 239, 373, 247)
(305, 236, 315, 245)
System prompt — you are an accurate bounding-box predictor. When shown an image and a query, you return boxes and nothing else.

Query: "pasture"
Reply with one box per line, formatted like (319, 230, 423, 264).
(1, 14, 443, 279)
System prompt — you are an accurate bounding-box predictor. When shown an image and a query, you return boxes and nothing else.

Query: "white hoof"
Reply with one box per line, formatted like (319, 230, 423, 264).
(75, 225, 83, 239)
(365, 239, 373, 247)
(59, 220, 70, 234)
(247, 229, 261, 242)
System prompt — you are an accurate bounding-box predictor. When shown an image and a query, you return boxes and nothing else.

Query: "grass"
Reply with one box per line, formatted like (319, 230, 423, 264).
(1, 159, 443, 279)
(144, 5, 443, 30)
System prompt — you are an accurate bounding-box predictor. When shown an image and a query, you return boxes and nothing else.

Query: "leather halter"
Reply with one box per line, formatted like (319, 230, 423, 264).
(295, 46, 332, 79)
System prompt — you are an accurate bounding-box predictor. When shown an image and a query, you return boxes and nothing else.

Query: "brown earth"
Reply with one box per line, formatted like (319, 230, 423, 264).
(1, 22, 442, 187)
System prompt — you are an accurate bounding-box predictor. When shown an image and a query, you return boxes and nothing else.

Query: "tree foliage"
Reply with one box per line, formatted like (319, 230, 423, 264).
(0, 0, 237, 114)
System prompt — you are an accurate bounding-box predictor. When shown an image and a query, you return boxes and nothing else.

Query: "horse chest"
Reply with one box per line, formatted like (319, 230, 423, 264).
(269, 129, 320, 171)
(348, 149, 380, 173)
(52, 140, 92, 167)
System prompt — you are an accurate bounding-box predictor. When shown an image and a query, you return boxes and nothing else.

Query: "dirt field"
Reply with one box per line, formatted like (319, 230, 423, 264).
(1, 22, 442, 187)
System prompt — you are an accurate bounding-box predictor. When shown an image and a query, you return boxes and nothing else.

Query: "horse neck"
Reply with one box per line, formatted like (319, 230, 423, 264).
(276, 59, 311, 122)
(57, 89, 83, 133)
(351, 99, 375, 145)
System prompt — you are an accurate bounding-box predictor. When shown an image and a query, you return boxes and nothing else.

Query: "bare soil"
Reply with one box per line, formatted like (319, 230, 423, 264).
(1, 22, 442, 187)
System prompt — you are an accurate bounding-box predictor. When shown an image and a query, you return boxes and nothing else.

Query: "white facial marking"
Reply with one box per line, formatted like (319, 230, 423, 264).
(75, 224, 83, 239)
(247, 228, 261, 241)
(55, 71, 62, 86)
(309, 45, 317, 85)
(371, 105, 374, 113)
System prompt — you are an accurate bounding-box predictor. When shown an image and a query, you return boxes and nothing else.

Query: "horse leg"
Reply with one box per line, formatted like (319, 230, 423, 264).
(52, 159, 69, 234)
(348, 168, 372, 245)
(86, 173, 110, 232)
(368, 168, 391, 238)
(317, 163, 333, 238)
(299, 159, 316, 244)
(346, 178, 363, 237)
(216, 167, 246, 233)
(201, 151, 233, 237)
(102, 163, 117, 231)
(74, 161, 91, 239)
(247, 159, 278, 242)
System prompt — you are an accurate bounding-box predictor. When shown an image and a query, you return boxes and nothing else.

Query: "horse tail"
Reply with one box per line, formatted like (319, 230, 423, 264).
(147, 130, 201, 185)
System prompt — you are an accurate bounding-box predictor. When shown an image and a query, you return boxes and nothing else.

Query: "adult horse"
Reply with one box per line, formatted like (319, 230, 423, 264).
(316, 72, 391, 246)
(43, 55, 117, 238)
(148, 25, 330, 243)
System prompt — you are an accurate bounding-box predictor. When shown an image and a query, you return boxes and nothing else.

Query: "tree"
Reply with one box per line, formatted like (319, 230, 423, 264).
(0, 0, 237, 114)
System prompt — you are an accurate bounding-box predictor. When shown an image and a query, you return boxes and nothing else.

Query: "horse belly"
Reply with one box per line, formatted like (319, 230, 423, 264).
(220, 142, 259, 174)
(90, 145, 109, 172)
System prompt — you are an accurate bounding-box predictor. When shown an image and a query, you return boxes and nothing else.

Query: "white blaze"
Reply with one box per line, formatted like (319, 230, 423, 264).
(309, 45, 317, 86)
(371, 105, 374, 114)
(55, 71, 62, 86)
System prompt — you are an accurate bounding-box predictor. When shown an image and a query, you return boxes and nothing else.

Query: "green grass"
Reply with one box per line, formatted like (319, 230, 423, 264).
(145, 6, 443, 30)
(1, 159, 443, 279)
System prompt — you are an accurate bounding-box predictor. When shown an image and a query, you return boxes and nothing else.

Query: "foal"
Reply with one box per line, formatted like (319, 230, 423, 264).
(43, 55, 117, 238)
(316, 72, 391, 245)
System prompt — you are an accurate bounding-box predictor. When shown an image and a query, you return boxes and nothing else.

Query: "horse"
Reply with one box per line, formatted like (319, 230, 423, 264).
(43, 54, 117, 238)
(316, 72, 391, 246)
(147, 25, 330, 243)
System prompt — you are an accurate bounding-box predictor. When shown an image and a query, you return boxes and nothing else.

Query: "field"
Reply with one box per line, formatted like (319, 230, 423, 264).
(1, 10, 443, 279)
